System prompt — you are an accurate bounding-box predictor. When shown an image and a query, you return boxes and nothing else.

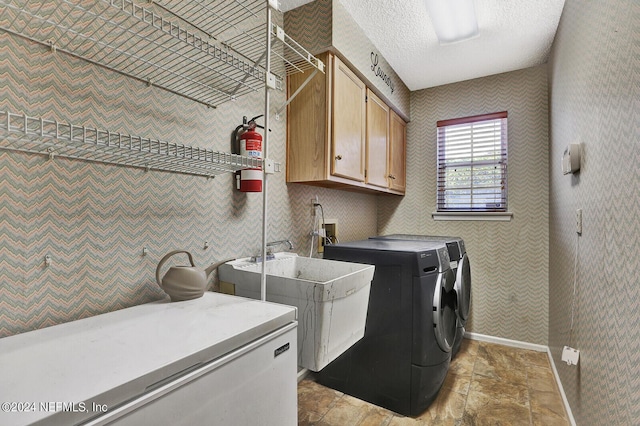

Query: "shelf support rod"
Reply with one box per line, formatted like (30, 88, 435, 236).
(260, 1, 273, 302)
(229, 50, 267, 98)
(275, 68, 318, 117)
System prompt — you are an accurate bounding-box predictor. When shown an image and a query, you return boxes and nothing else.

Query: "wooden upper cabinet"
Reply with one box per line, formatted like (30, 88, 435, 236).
(389, 109, 406, 192)
(331, 56, 366, 182)
(286, 52, 405, 195)
(286, 52, 329, 183)
(366, 89, 390, 188)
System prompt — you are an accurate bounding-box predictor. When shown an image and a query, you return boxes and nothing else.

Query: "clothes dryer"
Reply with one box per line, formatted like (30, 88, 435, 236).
(371, 235, 471, 357)
(318, 239, 457, 416)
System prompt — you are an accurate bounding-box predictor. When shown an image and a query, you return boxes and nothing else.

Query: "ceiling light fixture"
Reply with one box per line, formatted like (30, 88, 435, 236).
(425, 0, 479, 44)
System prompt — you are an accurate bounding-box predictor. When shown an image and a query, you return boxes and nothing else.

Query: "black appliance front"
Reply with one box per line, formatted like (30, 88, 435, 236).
(318, 240, 456, 416)
(370, 234, 472, 358)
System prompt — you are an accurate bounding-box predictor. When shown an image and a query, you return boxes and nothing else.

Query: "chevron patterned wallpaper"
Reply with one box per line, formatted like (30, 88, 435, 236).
(547, 0, 640, 424)
(4, 2, 636, 422)
(0, 33, 378, 337)
(284, 0, 411, 120)
(284, 0, 333, 56)
(378, 65, 550, 345)
(330, 0, 410, 119)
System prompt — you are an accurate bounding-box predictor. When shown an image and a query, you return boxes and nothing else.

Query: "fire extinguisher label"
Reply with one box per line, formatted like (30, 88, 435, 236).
(243, 139, 262, 158)
(241, 169, 263, 180)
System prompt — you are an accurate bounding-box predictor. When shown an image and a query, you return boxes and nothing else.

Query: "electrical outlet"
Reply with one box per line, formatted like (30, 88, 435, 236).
(576, 209, 582, 234)
(318, 222, 337, 253)
(311, 196, 319, 216)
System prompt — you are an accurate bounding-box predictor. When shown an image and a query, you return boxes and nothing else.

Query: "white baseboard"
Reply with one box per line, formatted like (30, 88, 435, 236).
(297, 367, 310, 382)
(464, 331, 548, 352)
(464, 332, 576, 426)
(546, 347, 577, 426)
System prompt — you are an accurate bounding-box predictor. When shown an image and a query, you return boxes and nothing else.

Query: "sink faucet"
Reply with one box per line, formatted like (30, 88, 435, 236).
(266, 240, 294, 254)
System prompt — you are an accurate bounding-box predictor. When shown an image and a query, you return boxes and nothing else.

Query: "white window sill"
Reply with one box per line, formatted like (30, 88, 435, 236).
(432, 212, 513, 221)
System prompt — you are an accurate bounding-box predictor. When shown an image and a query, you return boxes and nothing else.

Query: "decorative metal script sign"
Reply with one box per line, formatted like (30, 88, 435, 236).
(370, 52, 395, 94)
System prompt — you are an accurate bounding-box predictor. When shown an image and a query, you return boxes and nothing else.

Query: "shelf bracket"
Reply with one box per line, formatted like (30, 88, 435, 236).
(275, 25, 286, 42)
(266, 72, 279, 90)
(268, 0, 280, 11)
(263, 158, 277, 174)
(230, 50, 268, 97)
(275, 68, 318, 118)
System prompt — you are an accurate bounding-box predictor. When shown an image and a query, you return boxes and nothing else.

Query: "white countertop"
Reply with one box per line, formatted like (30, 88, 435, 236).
(0, 292, 297, 426)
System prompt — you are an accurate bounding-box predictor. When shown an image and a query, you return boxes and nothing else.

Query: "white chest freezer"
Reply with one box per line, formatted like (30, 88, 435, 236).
(0, 292, 298, 426)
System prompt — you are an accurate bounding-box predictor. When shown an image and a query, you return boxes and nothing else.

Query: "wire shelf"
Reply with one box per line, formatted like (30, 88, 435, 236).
(0, 110, 267, 177)
(0, 0, 323, 108)
(271, 23, 325, 76)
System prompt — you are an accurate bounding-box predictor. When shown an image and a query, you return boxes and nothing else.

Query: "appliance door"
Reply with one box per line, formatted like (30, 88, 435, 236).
(445, 241, 461, 267)
(432, 268, 457, 353)
(412, 269, 457, 364)
(456, 253, 471, 326)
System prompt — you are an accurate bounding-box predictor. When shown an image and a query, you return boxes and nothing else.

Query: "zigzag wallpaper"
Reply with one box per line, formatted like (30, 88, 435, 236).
(0, 32, 378, 337)
(4, 1, 637, 422)
(378, 66, 550, 345)
(283, 0, 333, 57)
(330, 0, 410, 120)
(284, 0, 411, 120)
(547, 0, 639, 423)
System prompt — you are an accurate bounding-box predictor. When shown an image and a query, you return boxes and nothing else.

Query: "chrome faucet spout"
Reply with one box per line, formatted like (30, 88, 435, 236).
(266, 239, 294, 252)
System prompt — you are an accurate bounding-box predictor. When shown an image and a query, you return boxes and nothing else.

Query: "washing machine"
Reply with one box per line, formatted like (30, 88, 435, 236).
(371, 234, 471, 357)
(317, 239, 457, 416)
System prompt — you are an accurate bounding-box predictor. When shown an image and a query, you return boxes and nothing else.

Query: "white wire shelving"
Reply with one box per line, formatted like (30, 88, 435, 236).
(0, 0, 324, 108)
(0, 1, 325, 303)
(0, 0, 323, 178)
(0, 110, 269, 177)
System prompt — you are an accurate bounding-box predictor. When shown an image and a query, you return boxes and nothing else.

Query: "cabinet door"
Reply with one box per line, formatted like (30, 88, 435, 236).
(331, 56, 366, 182)
(286, 52, 329, 183)
(389, 109, 406, 192)
(366, 89, 390, 188)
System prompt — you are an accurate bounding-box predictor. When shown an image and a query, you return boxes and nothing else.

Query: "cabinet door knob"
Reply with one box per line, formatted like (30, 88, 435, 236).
(335, 154, 342, 160)
(388, 174, 396, 179)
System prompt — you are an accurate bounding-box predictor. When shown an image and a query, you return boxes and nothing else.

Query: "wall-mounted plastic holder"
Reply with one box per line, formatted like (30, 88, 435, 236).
(562, 345, 580, 366)
(562, 143, 581, 175)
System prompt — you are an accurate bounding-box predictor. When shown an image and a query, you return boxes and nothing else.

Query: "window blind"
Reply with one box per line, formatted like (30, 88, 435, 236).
(436, 111, 508, 212)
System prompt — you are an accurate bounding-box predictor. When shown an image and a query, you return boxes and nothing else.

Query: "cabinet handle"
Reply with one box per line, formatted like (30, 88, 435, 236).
(335, 155, 342, 160)
(388, 174, 396, 180)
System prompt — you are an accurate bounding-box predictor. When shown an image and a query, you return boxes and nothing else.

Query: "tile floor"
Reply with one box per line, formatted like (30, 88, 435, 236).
(298, 339, 569, 425)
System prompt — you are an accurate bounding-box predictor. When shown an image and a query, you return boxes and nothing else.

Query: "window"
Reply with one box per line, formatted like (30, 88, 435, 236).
(436, 112, 507, 212)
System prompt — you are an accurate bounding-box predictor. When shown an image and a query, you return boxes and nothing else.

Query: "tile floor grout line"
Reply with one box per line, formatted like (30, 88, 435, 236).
(318, 391, 345, 425)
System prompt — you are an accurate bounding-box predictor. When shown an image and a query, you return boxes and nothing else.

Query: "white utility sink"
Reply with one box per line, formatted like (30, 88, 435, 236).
(219, 253, 374, 371)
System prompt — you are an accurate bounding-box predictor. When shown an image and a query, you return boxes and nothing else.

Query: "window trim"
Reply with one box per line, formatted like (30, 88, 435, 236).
(436, 111, 508, 214)
(436, 111, 508, 128)
(431, 211, 513, 221)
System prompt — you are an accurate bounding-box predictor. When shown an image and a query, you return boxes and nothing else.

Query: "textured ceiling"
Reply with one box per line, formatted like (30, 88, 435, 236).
(280, 0, 565, 91)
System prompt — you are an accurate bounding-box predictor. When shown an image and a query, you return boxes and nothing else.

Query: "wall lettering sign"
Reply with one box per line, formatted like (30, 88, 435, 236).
(370, 52, 395, 94)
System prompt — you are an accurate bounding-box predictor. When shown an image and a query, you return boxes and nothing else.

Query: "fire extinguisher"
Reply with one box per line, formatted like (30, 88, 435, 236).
(233, 115, 264, 192)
